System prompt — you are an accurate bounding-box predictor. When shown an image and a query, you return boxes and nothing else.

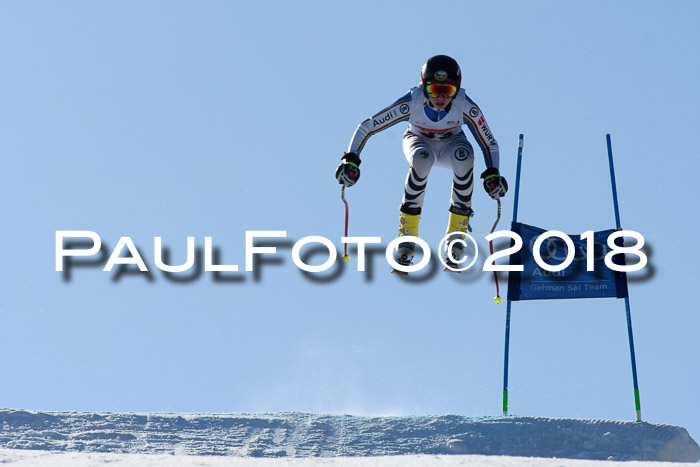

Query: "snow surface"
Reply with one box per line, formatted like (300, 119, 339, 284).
(0, 450, 699, 467)
(0, 410, 698, 466)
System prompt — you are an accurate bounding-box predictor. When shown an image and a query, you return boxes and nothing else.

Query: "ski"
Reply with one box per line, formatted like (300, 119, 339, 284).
(443, 267, 461, 273)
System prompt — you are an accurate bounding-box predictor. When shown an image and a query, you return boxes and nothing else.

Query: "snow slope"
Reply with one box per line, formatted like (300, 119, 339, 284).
(0, 410, 698, 464)
(0, 449, 699, 467)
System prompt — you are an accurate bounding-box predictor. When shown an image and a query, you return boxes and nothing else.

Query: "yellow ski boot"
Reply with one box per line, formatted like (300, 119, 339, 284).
(394, 209, 421, 269)
(444, 207, 473, 271)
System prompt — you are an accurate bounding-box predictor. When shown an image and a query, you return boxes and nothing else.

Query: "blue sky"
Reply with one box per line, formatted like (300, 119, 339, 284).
(1, 0, 699, 442)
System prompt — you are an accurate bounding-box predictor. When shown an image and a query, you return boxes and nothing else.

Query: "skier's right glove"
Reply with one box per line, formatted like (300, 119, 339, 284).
(481, 167, 508, 199)
(335, 152, 361, 187)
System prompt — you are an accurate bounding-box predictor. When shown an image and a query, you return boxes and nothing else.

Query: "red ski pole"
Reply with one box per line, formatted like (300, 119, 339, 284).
(341, 186, 350, 261)
(489, 198, 502, 303)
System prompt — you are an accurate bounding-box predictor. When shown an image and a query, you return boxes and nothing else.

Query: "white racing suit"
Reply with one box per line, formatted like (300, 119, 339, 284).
(347, 86, 499, 214)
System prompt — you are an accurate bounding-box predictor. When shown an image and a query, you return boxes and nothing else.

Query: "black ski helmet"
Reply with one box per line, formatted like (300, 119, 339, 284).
(421, 55, 461, 97)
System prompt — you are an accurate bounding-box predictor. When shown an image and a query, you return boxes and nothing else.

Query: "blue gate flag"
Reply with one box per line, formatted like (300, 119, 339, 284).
(507, 222, 629, 301)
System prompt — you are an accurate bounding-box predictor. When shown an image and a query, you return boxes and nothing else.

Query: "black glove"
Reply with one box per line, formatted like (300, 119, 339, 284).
(481, 167, 508, 200)
(335, 152, 361, 187)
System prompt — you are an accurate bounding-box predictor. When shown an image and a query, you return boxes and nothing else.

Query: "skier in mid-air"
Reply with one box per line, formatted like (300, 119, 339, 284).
(335, 55, 508, 270)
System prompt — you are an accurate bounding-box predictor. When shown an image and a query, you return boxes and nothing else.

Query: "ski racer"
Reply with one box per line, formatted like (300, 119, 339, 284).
(335, 55, 508, 269)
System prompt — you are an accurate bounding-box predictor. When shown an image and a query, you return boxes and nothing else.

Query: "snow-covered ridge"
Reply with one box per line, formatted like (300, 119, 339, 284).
(0, 410, 698, 463)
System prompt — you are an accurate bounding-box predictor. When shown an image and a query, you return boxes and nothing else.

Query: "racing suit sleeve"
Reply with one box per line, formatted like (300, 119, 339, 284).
(347, 92, 412, 155)
(462, 102, 500, 170)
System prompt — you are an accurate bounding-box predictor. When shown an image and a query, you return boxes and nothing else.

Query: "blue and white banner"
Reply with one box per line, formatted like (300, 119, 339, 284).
(507, 222, 629, 301)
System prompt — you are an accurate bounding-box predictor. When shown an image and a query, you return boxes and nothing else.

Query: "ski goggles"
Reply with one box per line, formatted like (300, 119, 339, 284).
(425, 82, 458, 98)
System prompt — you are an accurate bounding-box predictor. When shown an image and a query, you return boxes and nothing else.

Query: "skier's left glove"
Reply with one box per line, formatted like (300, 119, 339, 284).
(335, 152, 361, 187)
(481, 167, 508, 200)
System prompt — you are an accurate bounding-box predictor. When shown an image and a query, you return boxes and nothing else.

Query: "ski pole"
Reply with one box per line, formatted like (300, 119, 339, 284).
(489, 198, 502, 303)
(341, 186, 350, 261)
